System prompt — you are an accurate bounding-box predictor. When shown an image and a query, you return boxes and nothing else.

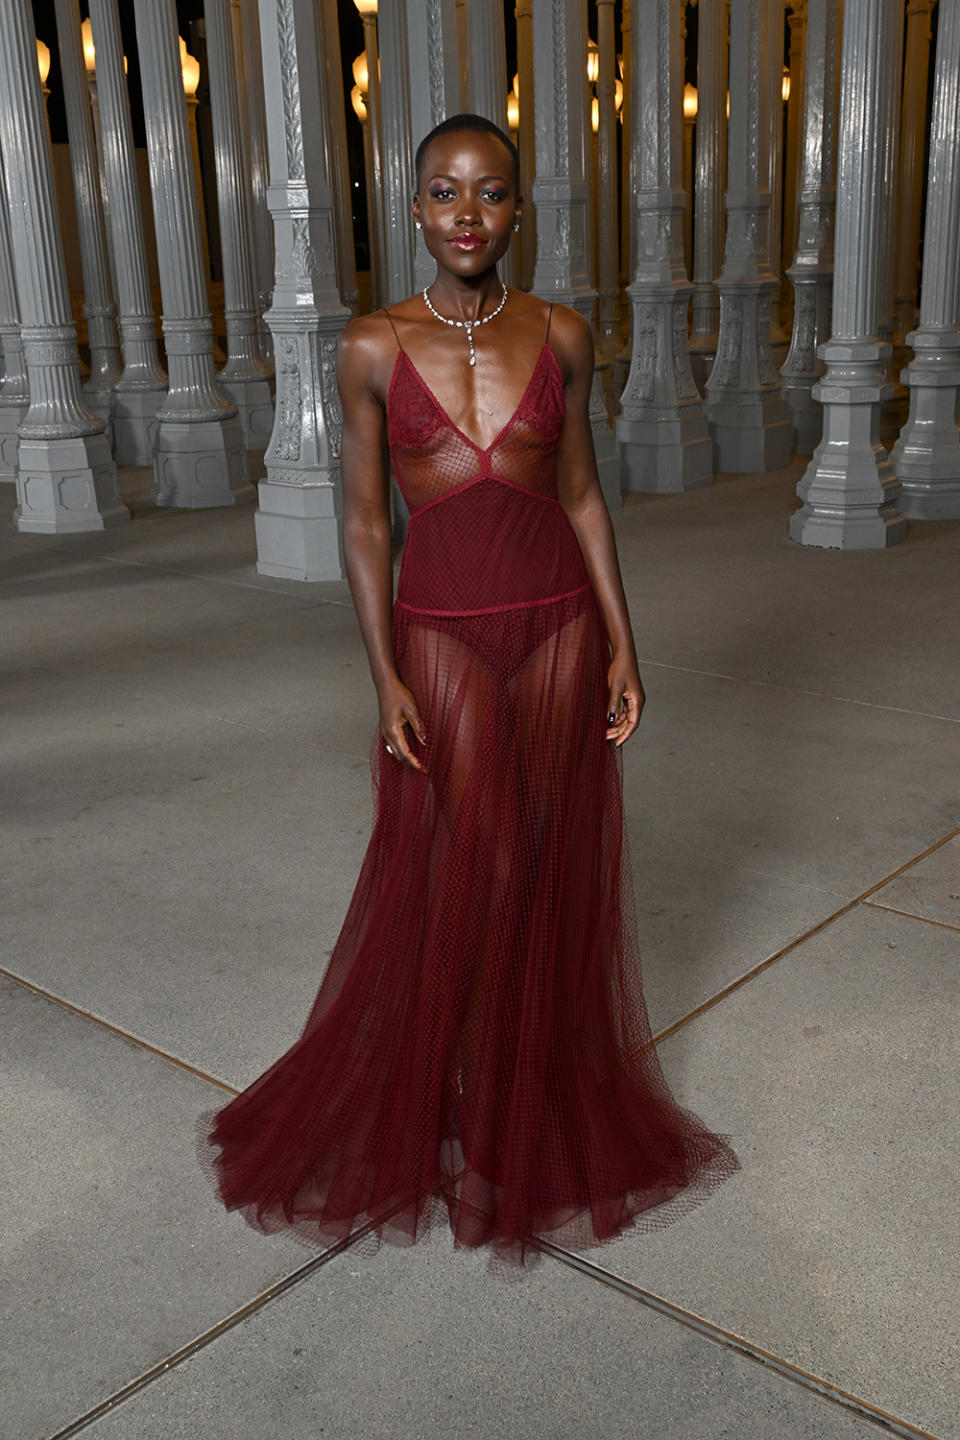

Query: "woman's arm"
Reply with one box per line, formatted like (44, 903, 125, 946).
(336, 320, 426, 770)
(553, 306, 645, 746)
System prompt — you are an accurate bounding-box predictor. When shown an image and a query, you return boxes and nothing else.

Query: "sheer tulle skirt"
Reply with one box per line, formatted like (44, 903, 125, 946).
(203, 589, 737, 1272)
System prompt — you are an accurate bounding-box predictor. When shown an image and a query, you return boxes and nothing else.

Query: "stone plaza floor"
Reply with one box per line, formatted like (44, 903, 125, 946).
(2, 460, 959, 1440)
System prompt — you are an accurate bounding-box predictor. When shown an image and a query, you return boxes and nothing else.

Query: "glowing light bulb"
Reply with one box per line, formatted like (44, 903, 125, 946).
(36, 38, 51, 85)
(81, 17, 96, 72)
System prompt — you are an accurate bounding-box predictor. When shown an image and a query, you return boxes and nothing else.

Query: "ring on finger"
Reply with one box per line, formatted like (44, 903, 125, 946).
(385, 743, 394, 756)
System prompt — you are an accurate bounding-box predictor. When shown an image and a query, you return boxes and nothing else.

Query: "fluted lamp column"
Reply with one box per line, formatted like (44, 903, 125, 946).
(0, 0, 127, 532)
(203, 0, 274, 451)
(620, 0, 633, 298)
(689, 0, 728, 389)
(180, 39, 217, 305)
(88, 0, 167, 466)
(596, 0, 620, 353)
(377, 4, 417, 305)
(780, 0, 841, 453)
(318, 0, 359, 314)
(379, 0, 459, 303)
(891, 0, 960, 519)
(237, 0, 276, 350)
(706, 0, 791, 473)
(133, 0, 251, 507)
(618, 0, 713, 494)
(893, 0, 937, 343)
(355, 2, 385, 310)
(466, 0, 515, 289)
(531, 0, 619, 508)
(515, 0, 536, 290)
(255, 0, 351, 579)
(789, 0, 906, 548)
(782, 2, 807, 288)
(0, 156, 30, 482)
(55, 0, 122, 426)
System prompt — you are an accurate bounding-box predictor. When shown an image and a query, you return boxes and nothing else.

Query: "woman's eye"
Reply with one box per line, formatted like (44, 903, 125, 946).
(482, 190, 506, 203)
(429, 188, 454, 201)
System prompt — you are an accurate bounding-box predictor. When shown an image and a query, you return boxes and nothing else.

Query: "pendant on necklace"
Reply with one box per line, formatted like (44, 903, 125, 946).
(422, 283, 507, 366)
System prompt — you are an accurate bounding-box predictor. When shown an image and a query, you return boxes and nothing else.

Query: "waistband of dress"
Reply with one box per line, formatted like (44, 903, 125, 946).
(394, 583, 593, 619)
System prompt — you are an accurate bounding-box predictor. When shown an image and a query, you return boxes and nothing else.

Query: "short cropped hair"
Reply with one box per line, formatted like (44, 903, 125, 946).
(414, 113, 521, 193)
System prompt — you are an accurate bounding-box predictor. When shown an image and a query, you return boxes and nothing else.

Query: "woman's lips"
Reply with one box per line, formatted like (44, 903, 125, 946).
(449, 235, 486, 250)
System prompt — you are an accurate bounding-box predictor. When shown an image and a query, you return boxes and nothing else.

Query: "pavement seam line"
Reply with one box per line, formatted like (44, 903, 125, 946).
(97, 551, 346, 603)
(7, 825, 960, 1098)
(635, 656, 960, 726)
(647, 823, 960, 1048)
(861, 900, 960, 934)
(0, 967, 240, 1096)
(41, 1229, 374, 1440)
(535, 1241, 943, 1440)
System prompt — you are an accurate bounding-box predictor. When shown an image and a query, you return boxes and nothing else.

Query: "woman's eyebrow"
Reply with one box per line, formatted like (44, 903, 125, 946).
(425, 173, 508, 184)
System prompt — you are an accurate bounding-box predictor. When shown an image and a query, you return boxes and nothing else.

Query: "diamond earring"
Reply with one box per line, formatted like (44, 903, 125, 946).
(513, 222, 520, 232)
(415, 220, 422, 230)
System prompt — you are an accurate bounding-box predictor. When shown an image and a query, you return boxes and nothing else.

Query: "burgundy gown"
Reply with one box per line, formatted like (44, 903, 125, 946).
(205, 305, 737, 1271)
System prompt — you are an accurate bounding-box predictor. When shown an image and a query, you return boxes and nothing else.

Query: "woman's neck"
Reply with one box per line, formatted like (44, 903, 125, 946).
(425, 269, 505, 322)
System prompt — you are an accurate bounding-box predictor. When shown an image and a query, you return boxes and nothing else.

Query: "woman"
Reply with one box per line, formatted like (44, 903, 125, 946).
(206, 115, 736, 1271)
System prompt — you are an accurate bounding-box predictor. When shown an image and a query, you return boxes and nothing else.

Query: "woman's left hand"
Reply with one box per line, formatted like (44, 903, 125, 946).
(606, 656, 645, 746)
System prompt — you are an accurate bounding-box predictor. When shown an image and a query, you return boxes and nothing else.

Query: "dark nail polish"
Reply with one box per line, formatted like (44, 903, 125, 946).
(607, 712, 617, 725)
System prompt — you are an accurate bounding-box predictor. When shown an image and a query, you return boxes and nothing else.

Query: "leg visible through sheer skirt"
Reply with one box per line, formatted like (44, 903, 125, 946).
(202, 594, 738, 1273)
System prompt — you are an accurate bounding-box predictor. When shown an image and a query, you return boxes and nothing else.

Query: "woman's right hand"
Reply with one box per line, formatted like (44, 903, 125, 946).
(377, 677, 427, 772)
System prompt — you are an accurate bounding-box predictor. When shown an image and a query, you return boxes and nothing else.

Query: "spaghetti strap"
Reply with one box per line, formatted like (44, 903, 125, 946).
(544, 303, 554, 346)
(383, 306, 402, 350)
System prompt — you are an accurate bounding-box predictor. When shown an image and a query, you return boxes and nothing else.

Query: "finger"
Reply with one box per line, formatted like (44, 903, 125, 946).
(403, 704, 427, 745)
(614, 690, 642, 747)
(394, 720, 423, 777)
(390, 728, 423, 770)
(605, 687, 624, 739)
(381, 724, 422, 771)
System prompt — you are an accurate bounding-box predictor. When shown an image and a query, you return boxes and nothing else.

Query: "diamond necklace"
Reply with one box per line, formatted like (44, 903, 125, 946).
(422, 282, 508, 366)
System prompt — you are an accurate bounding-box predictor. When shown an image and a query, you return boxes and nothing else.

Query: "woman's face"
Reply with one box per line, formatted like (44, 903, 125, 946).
(413, 130, 521, 279)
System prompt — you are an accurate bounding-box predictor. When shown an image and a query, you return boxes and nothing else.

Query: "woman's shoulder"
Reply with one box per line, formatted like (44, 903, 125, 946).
(535, 296, 590, 339)
(335, 309, 403, 402)
(524, 295, 593, 381)
(337, 307, 396, 360)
